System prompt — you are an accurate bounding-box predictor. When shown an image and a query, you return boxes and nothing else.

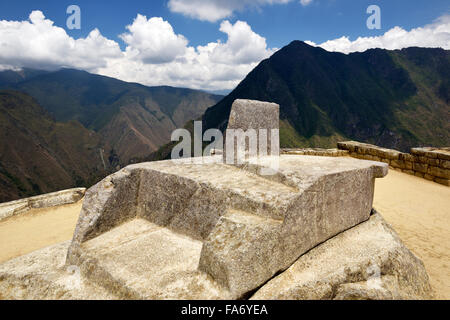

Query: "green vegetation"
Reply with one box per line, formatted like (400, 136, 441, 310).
(203, 41, 449, 151)
(1, 42, 449, 201)
(0, 70, 222, 202)
(0, 69, 222, 131)
(0, 68, 222, 165)
(0, 90, 108, 202)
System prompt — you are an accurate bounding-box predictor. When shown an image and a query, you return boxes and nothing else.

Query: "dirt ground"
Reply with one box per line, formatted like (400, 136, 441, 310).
(373, 169, 450, 299)
(0, 200, 82, 264)
(0, 168, 448, 299)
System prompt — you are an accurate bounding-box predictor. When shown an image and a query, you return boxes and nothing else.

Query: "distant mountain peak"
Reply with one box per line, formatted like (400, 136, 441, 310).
(203, 43, 449, 152)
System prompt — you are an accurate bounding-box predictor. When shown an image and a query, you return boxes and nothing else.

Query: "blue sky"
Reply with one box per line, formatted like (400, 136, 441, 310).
(1, 0, 448, 49)
(0, 0, 449, 91)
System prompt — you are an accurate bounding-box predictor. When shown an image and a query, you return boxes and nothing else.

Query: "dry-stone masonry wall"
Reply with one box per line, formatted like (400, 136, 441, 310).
(338, 141, 450, 186)
(281, 148, 349, 157)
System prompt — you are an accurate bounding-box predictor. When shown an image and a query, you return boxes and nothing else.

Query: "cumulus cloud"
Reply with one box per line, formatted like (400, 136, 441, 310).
(98, 19, 275, 91)
(168, 0, 292, 22)
(209, 20, 273, 64)
(119, 14, 188, 64)
(0, 11, 274, 91)
(306, 14, 450, 54)
(1, 10, 449, 92)
(0, 11, 122, 71)
(300, 0, 313, 6)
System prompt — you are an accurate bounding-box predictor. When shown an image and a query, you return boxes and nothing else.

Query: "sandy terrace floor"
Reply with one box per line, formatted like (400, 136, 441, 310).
(0, 200, 82, 264)
(373, 170, 450, 299)
(0, 169, 448, 299)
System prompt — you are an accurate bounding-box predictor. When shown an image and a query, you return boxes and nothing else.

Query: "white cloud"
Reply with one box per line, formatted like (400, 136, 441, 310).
(168, 0, 292, 22)
(210, 20, 273, 64)
(300, 0, 313, 6)
(119, 14, 188, 64)
(306, 14, 450, 54)
(98, 19, 275, 91)
(0, 11, 122, 71)
(1, 11, 449, 92)
(0, 11, 274, 91)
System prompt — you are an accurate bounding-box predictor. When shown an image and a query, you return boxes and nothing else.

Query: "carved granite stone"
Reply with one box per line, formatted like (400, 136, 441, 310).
(223, 99, 280, 164)
(0, 99, 433, 300)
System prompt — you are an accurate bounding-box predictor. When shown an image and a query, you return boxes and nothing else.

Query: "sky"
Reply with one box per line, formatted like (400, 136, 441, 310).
(0, 0, 449, 92)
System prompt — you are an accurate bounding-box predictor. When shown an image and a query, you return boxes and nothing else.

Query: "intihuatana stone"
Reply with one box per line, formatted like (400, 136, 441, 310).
(64, 154, 388, 299)
(0, 100, 434, 300)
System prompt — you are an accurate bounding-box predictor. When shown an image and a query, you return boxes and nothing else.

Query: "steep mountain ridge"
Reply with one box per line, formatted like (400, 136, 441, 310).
(1, 43, 448, 202)
(0, 68, 223, 165)
(203, 41, 450, 151)
(0, 90, 108, 202)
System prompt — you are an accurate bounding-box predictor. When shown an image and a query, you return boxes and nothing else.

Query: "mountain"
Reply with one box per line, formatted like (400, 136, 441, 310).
(1, 68, 223, 164)
(203, 41, 450, 151)
(0, 90, 108, 202)
(0, 68, 50, 87)
(0, 69, 222, 202)
(2, 43, 448, 201)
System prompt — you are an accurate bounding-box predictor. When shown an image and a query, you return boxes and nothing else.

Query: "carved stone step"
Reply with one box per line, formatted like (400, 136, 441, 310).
(76, 218, 230, 299)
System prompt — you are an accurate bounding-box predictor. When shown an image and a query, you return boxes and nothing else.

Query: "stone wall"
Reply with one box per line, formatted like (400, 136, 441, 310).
(0, 188, 86, 222)
(338, 141, 450, 186)
(281, 148, 349, 157)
